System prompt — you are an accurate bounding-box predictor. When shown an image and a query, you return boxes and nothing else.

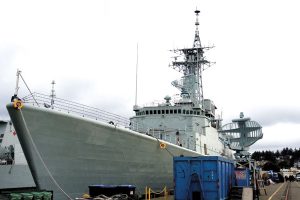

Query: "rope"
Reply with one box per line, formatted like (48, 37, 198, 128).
(93, 194, 129, 200)
(155, 138, 174, 157)
(149, 187, 166, 195)
(19, 73, 39, 106)
(19, 109, 73, 200)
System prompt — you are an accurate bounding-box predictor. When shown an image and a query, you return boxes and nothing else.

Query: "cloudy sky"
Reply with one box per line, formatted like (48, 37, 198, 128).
(0, 0, 299, 152)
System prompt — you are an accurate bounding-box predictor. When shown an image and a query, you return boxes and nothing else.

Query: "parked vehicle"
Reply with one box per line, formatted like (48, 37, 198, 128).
(271, 172, 280, 183)
(296, 173, 300, 182)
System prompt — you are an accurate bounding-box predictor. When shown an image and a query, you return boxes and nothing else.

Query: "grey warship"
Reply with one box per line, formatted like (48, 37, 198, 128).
(7, 10, 233, 199)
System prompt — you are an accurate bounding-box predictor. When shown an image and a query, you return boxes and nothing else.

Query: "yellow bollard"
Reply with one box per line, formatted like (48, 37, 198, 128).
(148, 187, 151, 200)
(164, 187, 167, 200)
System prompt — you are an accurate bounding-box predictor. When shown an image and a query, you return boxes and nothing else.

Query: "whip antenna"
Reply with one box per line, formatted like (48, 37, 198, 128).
(135, 43, 139, 106)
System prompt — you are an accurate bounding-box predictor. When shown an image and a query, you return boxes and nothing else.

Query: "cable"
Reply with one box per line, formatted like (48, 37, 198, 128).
(155, 138, 174, 157)
(19, 109, 73, 200)
(19, 73, 39, 106)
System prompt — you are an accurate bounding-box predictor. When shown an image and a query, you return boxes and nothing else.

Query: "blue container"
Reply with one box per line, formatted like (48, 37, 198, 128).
(235, 168, 250, 187)
(174, 156, 235, 200)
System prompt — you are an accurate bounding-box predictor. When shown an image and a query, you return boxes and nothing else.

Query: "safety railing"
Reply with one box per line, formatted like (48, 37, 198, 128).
(22, 92, 132, 128)
(145, 186, 168, 200)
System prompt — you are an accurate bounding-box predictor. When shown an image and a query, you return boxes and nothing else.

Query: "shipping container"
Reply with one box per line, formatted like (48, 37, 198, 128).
(173, 156, 235, 200)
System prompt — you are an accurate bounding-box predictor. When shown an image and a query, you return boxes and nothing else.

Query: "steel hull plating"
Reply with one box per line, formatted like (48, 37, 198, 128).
(0, 164, 35, 189)
(7, 104, 200, 199)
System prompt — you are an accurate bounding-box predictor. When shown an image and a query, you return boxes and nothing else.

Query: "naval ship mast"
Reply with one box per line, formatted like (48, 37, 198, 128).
(170, 10, 214, 110)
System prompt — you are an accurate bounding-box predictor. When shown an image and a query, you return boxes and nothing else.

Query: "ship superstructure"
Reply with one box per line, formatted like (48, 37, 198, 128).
(130, 10, 227, 156)
(7, 10, 233, 199)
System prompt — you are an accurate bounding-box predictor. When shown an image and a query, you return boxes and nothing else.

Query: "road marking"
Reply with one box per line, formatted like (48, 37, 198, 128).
(267, 182, 286, 200)
(284, 184, 289, 200)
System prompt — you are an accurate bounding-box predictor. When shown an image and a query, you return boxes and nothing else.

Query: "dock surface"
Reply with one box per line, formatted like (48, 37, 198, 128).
(259, 181, 300, 200)
(152, 181, 300, 200)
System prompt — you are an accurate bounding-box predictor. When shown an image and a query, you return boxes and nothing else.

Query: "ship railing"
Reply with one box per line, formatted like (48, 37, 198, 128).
(21, 92, 138, 128)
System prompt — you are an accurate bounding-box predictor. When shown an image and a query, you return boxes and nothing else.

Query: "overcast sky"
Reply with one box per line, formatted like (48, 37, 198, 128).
(1, 0, 299, 152)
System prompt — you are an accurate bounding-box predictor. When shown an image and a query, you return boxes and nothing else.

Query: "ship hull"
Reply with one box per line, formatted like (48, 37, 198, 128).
(7, 104, 200, 199)
(0, 164, 35, 189)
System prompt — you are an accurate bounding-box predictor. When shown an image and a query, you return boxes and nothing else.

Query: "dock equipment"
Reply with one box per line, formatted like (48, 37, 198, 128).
(88, 185, 136, 199)
(173, 156, 235, 200)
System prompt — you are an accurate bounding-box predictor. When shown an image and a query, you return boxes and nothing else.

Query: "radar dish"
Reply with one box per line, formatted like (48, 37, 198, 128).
(218, 112, 263, 158)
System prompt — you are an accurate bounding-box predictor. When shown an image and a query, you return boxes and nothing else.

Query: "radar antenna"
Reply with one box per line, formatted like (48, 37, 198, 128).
(218, 112, 263, 159)
(50, 80, 56, 108)
(169, 9, 214, 108)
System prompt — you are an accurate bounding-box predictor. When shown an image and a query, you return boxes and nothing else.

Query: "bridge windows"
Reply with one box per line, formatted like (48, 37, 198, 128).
(136, 108, 200, 116)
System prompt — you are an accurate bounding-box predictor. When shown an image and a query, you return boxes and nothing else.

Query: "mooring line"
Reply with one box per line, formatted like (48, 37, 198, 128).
(20, 109, 73, 200)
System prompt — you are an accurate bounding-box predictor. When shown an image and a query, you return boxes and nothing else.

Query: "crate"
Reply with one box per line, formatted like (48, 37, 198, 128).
(9, 193, 22, 200)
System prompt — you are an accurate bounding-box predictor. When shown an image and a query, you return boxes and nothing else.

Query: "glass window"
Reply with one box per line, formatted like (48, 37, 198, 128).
(170, 109, 173, 114)
(150, 110, 153, 115)
(166, 110, 169, 114)
(154, 110, 157, 114)
(162, 110, 165, 114)
(174, 109, 177, 114)
(197, 111, 200, 115)
(178, 109, 181, 114)
(158, 110, 161, 114)
(146, 110, 149, 115)
(183, 110, 186, 114)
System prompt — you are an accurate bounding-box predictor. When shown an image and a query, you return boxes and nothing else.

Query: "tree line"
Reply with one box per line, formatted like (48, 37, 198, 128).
(251, 147, 300, 169)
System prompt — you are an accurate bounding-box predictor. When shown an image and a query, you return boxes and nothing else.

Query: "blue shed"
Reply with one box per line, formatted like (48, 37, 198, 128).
(173, 156, 235, 200)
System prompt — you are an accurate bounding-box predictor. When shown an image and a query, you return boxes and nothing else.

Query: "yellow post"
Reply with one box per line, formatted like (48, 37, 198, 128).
(148, 187, 151, 200)
(164, 186, 167, 200)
